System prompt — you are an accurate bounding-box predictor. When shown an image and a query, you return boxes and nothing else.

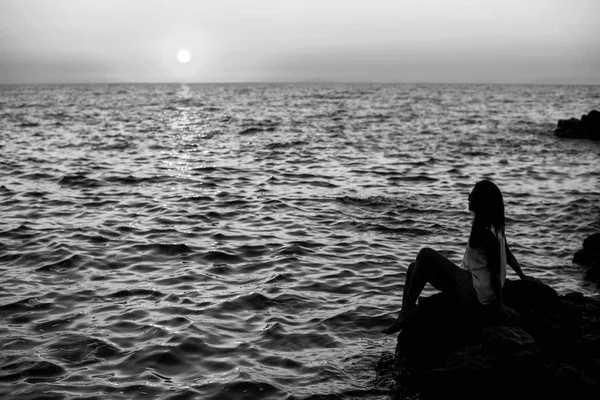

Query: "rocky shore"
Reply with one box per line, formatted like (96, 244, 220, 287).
(574, 233, 600, 285)
(376, 234, 600, 400)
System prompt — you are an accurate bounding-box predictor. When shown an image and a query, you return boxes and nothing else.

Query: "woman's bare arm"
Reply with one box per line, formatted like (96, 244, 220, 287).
(485, 231, 519, 319)
(483, 230, 504, 306)
(505, 240, 541, 282)
(505, 241, 526, 279)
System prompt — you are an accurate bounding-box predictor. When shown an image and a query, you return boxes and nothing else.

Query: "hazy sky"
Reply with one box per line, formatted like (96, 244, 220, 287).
(1, 0, 599, 84)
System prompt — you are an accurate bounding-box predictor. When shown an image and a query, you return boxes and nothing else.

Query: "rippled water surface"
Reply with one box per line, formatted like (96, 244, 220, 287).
(1, 83, 599, 399)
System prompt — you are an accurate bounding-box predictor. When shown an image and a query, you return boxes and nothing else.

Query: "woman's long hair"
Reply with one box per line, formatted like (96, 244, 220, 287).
(468, 179, 505, 247)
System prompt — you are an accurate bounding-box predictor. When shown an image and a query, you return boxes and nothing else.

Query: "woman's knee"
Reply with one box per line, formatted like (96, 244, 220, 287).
(417, 247, 437, 262)
(406, 261, 416, 276)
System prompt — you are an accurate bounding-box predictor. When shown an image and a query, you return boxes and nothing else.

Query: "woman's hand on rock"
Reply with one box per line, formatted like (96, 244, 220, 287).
(522, 275, 542, 284)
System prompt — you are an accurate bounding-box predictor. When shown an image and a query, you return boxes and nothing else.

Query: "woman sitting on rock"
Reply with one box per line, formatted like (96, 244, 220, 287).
(382, 179, 539, 334)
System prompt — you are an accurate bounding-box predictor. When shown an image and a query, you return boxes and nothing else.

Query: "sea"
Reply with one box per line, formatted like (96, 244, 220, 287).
(1, 83, 599, 399)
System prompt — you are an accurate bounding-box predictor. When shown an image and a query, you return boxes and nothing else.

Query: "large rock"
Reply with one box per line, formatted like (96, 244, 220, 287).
(422, 326, 548, 400)
(390, 280, 600, 399)
(573, 233, 600, 284)
(554, 110, 600, 140)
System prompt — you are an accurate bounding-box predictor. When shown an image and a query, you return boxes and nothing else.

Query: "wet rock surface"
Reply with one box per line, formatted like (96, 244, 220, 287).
(574, 233, 600, 285)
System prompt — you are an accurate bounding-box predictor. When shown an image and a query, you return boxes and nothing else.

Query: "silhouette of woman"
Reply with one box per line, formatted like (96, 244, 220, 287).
(382, 179, 539, 334)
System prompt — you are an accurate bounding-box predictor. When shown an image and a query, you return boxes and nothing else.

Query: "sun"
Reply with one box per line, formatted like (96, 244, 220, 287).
(177, 49, 191, 63)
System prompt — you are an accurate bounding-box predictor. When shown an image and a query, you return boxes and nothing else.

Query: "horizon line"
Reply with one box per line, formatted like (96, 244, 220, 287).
(2, 80, 600, 86)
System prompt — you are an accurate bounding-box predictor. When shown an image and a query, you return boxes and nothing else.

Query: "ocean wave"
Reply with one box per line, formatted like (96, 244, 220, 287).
(57, 174, 103, 188)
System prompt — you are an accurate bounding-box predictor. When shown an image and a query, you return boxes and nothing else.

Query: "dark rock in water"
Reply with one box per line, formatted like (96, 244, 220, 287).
(554, 110, 600, 140)
(389, 279, 600, 400)
(573, 233, 600, 284)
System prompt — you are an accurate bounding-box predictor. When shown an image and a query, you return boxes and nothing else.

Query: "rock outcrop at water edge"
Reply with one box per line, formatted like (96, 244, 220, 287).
(554, 110, 600, 140)
(573, 233, 600, 285)
(386, 279, 600, 400)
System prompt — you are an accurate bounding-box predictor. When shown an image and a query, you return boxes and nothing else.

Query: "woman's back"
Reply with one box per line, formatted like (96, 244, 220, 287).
(461, 227, 507, 305)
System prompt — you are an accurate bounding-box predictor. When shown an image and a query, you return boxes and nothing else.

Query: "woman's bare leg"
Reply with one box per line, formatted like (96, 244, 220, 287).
(381, 262, 417, 334)
(382, 248, 460, 334)
(401, 262, 416, 309)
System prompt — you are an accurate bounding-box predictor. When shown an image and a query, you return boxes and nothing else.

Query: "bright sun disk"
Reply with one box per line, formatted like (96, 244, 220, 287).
(177, 49, 191, 63)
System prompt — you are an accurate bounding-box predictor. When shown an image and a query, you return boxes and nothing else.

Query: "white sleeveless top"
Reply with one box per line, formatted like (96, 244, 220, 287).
(460, 227, 507, 305)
